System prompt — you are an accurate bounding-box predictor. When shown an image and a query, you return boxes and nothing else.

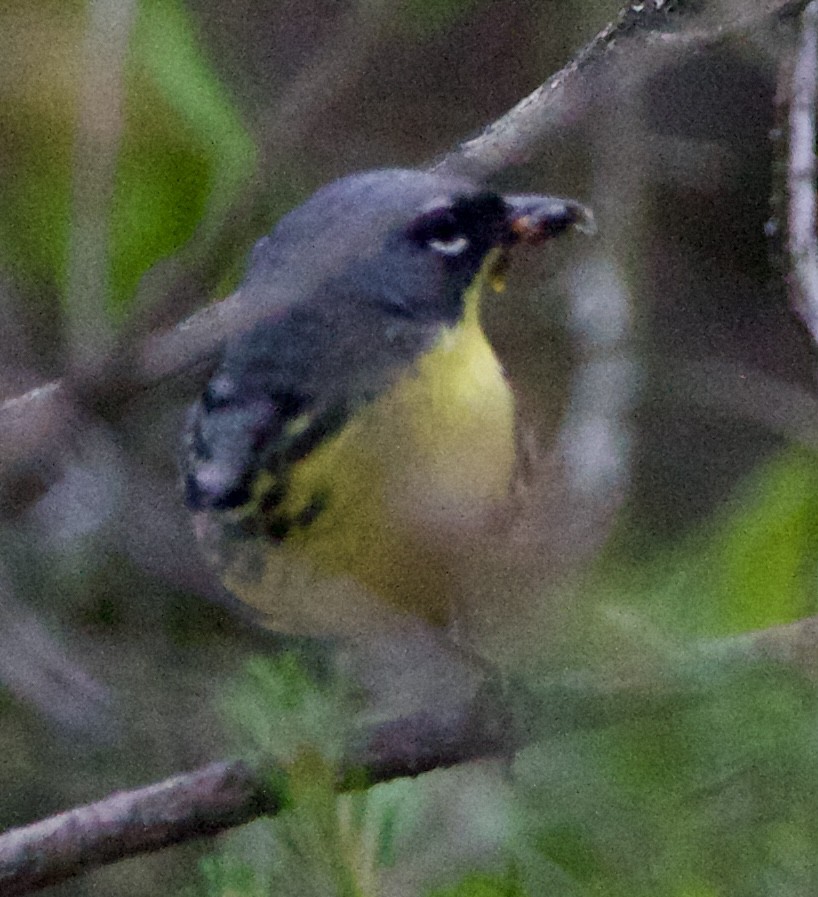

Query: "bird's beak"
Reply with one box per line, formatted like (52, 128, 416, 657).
(502, 194, 596, 245)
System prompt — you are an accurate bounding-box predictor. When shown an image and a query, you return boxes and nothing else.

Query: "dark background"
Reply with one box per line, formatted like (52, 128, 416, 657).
(1, 2, 817, 895)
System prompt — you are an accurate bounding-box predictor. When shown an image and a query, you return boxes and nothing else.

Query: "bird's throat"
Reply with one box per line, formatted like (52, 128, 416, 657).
(266, 275, 515, 623)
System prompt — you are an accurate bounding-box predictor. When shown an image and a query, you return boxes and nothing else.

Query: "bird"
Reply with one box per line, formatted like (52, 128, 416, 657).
(182, 168, 593, 642)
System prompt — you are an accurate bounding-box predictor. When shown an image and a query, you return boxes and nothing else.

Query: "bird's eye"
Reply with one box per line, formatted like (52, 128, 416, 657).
(407, 206, 470, 256)
(428, 233, 470, 256)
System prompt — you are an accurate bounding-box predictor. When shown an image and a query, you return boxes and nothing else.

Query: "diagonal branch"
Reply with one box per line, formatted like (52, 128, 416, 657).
(0, 663, 688, 897)
(0, 4, 812, 889)
(0, 0, 806, 460)
(436, 0, 810, 181)
(0, 760, 270, 897)
(4, 607, 818, 896)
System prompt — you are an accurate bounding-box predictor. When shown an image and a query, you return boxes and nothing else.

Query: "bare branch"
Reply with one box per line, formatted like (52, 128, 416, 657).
(0, 0, 805, 441)
(5, 601, 818, 895)
(0, 562, 112, 736)
(0, 6, 812, 887)
(0, 760, 269, 897)
(436, 0, 809, 182)
(787, 0, 818, 344)
(0, 665, 686, 896)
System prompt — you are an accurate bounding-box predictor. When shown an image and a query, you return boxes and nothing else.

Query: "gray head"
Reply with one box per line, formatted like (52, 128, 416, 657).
(242, 168, 592, 324)
(184, 168, 592, 512)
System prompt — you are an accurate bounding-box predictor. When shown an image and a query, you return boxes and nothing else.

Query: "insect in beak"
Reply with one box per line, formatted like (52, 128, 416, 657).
(504, 194, 596, 245)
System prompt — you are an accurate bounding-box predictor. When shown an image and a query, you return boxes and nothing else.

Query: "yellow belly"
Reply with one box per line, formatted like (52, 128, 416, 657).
(222, 284, 515, 633)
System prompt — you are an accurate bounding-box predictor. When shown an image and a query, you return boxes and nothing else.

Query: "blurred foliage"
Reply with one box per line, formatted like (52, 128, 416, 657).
(193, 656, 426, 897)
(427, 872, 528, 897)
(0, 0, 254, 314)
(602, 448, 818, 638)
(0, 1, 816, 897)
(221, 654, 356, 767)
(111, 0, 255, 311)
(189, 649, 818, 896)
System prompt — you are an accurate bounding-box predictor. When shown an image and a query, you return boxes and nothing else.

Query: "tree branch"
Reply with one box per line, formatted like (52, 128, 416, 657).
(786, 0, 818, 345)
(4, 606, 818, 896)
(0, 3, 811, 891)
(0, 760, 270, 897)
(0, 663, 687, 896)
(436, 0, 809, 181)
(124, 0, 817, 393)
(0, 0, 805, 457)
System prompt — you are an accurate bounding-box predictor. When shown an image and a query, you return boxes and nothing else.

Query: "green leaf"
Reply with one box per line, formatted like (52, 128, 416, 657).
(110, 0, 256, 312)
(598, 447, 818, 638)
(0, 8, 77, 290)
(427, 870, 528, 897)
(0, 2, 255, 316)
(715, 449, 818, 630)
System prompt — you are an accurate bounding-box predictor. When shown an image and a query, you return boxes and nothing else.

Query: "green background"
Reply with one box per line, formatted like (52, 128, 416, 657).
(0, 2, 814, 895)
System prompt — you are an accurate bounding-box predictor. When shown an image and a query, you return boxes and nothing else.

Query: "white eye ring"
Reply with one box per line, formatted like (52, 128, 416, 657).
(428, 235, 470, 256)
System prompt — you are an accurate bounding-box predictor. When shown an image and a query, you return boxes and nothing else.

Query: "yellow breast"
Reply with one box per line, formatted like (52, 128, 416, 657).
(223, 279, 516, 632)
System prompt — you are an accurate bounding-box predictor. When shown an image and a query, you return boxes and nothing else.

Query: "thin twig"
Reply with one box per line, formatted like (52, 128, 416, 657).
(0, 0, 806, 445)
(4, 604, 818, 895)
(0, 760, 268, 897)
(0, 5, 812, 888)
(0, 561, 112, 737)
(436, 0, 809, 181)
(787, 0, 818, 344)
(0, 663, 689, 897)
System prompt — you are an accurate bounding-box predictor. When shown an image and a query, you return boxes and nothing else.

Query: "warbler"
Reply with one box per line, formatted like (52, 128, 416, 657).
(183, 169, 592, 639)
